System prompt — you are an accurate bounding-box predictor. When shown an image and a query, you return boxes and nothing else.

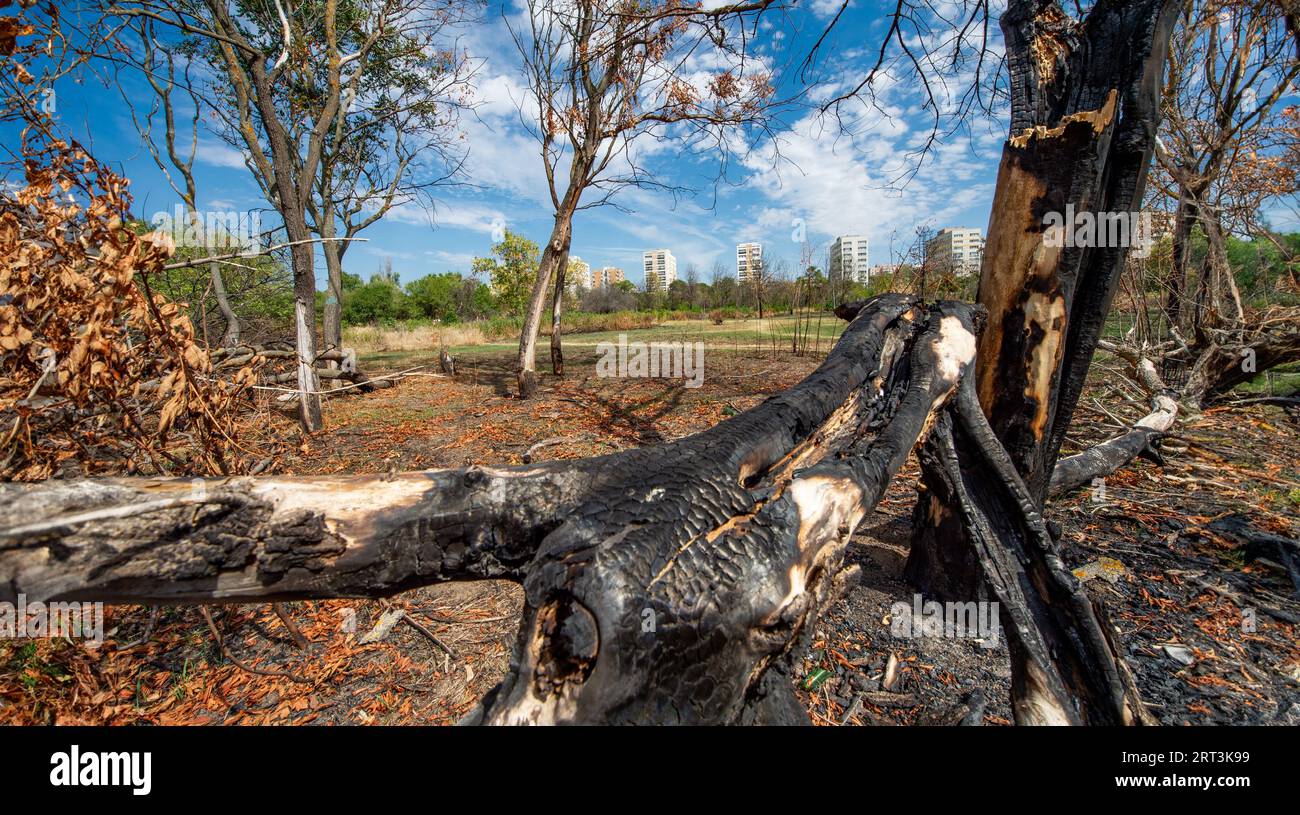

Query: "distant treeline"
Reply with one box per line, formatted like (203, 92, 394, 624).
(150, 224, 1299, 340)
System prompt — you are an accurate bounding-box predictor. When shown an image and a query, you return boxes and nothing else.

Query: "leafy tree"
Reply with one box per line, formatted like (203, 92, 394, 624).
(472, 230, 539, 316)
(406, 272, 463, 322)
(132, 219, 293, 343)
(1225, 232, 1300, 306)
(459, 279, 494, 321)
(710, 276, 737, 309)
(343, 275, 411, 324)
(666, 279, 689, 310)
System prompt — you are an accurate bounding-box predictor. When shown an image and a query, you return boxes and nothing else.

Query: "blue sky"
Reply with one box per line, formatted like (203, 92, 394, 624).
(46, 1, 1019, 288)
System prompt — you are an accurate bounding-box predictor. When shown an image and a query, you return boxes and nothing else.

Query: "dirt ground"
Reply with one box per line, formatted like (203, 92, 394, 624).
(2, 339, 1297, 726)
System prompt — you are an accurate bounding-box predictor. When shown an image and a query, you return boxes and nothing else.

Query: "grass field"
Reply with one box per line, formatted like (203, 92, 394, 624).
(355, 313, 850, 370)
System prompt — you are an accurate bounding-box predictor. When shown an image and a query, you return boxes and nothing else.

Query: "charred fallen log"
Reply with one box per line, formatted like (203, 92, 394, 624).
(0, 295, 1146, 724)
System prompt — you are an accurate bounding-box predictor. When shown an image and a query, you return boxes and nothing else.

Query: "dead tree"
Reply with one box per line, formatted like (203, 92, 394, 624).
(1155, 0, 1298, 332)
(508, 0, 777, 397)
(116, 19, 243, 347)
(1123, 0, 1300, 403)
(0, 295, 1148, 724)
(904, 0, 1181, 724)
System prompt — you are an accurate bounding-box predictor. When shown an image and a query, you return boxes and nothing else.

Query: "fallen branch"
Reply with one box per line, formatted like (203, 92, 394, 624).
(1050, 344, 1179, 497)
(159, 237, 368, 271)
(0, 295, 1147, 725)
(199, 607, 309, 684)
(385, 602, 456, 658)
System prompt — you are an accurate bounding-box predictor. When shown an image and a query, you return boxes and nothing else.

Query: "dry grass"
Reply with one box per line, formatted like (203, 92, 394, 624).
(344, 322, 495, 352)
(561, 311, 663, 334)
(343, 311, 674, 353)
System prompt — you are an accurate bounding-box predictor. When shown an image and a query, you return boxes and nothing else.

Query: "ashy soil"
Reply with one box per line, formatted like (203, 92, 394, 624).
(2, 338, 1296, 726)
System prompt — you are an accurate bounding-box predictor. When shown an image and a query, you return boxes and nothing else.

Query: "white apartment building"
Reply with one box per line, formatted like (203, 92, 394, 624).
(643, 249, 677, 291)
(925, 227, 984, 276)
(829, 235, 870, 283)
(736, 242, 763, 282)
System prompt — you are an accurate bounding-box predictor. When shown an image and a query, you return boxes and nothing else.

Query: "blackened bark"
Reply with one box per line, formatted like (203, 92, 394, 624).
(910, 0, 1178, 578)
(0, 467, 582, 603)
(1048, 426, 1163, 496)
(918, 380, 1153, 724)
(985, 0, 1179, 502)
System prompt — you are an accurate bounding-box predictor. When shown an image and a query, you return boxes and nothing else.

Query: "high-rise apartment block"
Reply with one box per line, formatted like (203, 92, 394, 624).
(736, 242, 763, 282)
(924, 227, 984, 276)
(829, 235, 870, 283)
(643, 249, 677, 291)
(591, 266, 624, 288)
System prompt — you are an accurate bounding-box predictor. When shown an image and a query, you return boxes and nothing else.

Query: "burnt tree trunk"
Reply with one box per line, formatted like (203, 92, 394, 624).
(906, 0, 1178, 723)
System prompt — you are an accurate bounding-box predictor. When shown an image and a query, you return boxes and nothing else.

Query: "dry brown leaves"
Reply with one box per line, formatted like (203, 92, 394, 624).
(0, 136, 260, 479)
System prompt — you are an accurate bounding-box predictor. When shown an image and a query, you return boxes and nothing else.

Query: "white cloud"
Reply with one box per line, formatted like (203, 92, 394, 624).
(809, 0, 847, 18)
(736, 89, 998, 263)
(194, 140, 249, 170)
(424, 249, 477, 268)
